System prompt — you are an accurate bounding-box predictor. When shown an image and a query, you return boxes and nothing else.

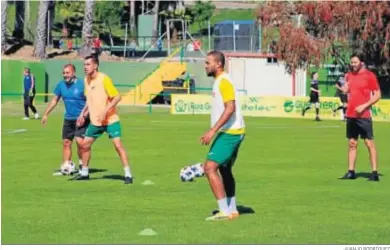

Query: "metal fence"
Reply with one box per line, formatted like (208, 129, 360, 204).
(49, 34, 267, 60)
(43, 17, 269, 59)
(6, 12, 272, 58)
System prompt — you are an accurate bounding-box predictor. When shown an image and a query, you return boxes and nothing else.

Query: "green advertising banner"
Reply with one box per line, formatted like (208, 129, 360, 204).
(171, 94, 390, 122)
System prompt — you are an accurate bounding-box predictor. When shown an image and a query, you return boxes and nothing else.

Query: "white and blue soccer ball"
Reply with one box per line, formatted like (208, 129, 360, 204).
(190, 163, 204, 177)
(180, 167, 195, 182)
(180, 163, 204, 182)
(60, 161, 76, 175)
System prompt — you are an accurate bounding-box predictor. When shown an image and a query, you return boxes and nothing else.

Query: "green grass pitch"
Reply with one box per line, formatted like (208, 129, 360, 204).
(2, 103, 389, 244)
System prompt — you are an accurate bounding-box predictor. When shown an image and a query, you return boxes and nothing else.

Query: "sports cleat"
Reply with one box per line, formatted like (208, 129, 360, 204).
(205, 212, 230, 221)
(23, 117, 30, 120)
(212, 210, 239, 220)
(368, 173, 379, 182)
(341, 171, 356, 180)
(315, 116, 321, 121)
(70, 174, 90, 181)
(53, 170, 65, 176)
(124, 176, 133, 184)
(34, 113, 40, 119)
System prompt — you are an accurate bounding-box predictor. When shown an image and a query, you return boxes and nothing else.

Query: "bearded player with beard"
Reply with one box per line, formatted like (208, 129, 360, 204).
(340, 54, 381, 181)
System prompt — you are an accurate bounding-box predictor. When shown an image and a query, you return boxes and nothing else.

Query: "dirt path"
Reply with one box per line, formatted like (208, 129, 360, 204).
(3, 45, 125, 62)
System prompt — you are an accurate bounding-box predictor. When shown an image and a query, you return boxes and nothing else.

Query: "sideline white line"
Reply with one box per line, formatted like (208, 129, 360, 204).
(3, 129, 27, 134)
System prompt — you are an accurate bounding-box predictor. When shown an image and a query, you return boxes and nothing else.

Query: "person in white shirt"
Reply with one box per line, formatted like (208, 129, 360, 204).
(201, 50, 246, 221)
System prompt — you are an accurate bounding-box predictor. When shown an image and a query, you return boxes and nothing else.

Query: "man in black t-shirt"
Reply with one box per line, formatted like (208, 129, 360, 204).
(302, 72, 321, 121)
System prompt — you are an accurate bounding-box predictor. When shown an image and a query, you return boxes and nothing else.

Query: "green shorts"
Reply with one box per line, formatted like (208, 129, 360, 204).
(207, 132, 245, 167)
(85, 121, 122, 139)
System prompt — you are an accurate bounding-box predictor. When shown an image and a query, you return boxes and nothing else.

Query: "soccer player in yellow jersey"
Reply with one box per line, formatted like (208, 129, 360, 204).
(201, 51, 246, 221)
(74, 55, 134, 184)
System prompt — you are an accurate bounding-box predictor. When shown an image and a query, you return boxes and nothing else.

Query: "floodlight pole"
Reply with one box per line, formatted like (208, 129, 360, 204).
(123, 23, 128, 58)
(208, 20, 211, 51)
(167, 20, 171, 55)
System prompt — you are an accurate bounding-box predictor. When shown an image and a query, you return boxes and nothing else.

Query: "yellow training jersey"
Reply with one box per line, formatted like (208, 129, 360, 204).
(211, 72, 245, 135)
(84, 72, 119, 126)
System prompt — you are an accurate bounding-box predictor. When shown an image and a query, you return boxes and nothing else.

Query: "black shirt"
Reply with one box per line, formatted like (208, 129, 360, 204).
(310, 80, 319, 96)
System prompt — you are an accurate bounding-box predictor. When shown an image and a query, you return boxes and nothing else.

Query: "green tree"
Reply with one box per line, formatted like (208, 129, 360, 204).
(56, 1, 85, 37)
(94, 0, 125, 28)
(93, 0, 125, 47)
(189, 0, 215, 32)
(57, 1, 84, 19)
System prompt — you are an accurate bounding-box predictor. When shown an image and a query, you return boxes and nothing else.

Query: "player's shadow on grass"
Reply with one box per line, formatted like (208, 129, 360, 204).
(89, 168, 108, 174)
(101, 174, 125, 181)
(355, 172, 384, 179)
(67, 169, 107, 181)
(212, 205, 255, 216)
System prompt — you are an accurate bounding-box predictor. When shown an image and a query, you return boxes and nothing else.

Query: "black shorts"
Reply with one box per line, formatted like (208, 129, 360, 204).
(309, 94, 319, 103)
(339, 94, 348, 103)
(62, 119, 89, 140)
(346, 118, 374, 140)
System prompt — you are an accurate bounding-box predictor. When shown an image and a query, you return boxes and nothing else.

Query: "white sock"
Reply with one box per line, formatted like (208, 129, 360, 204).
(227, 196, 237, 213)
(81, 166, 89, 176)
(79, 159, 83, 166)
(217, 198, 229, 214)
(124, 166, 132, 178)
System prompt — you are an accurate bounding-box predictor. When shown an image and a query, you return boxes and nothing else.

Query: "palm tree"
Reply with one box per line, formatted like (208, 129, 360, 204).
(78, 0, 95, 57)
(48, 1, 55, 47)
(13, 0, 25, 40)
(24, 0, 32, 41)
(129, 0, 136, 37)
(152, 0, 160, 43)
(1, 0, 8, 53)
(33, 0, 49, 59)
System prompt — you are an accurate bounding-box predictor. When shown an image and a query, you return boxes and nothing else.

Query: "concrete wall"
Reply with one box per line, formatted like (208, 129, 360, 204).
(228, 57, 306, 97)
(43, 60, 159, 93)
